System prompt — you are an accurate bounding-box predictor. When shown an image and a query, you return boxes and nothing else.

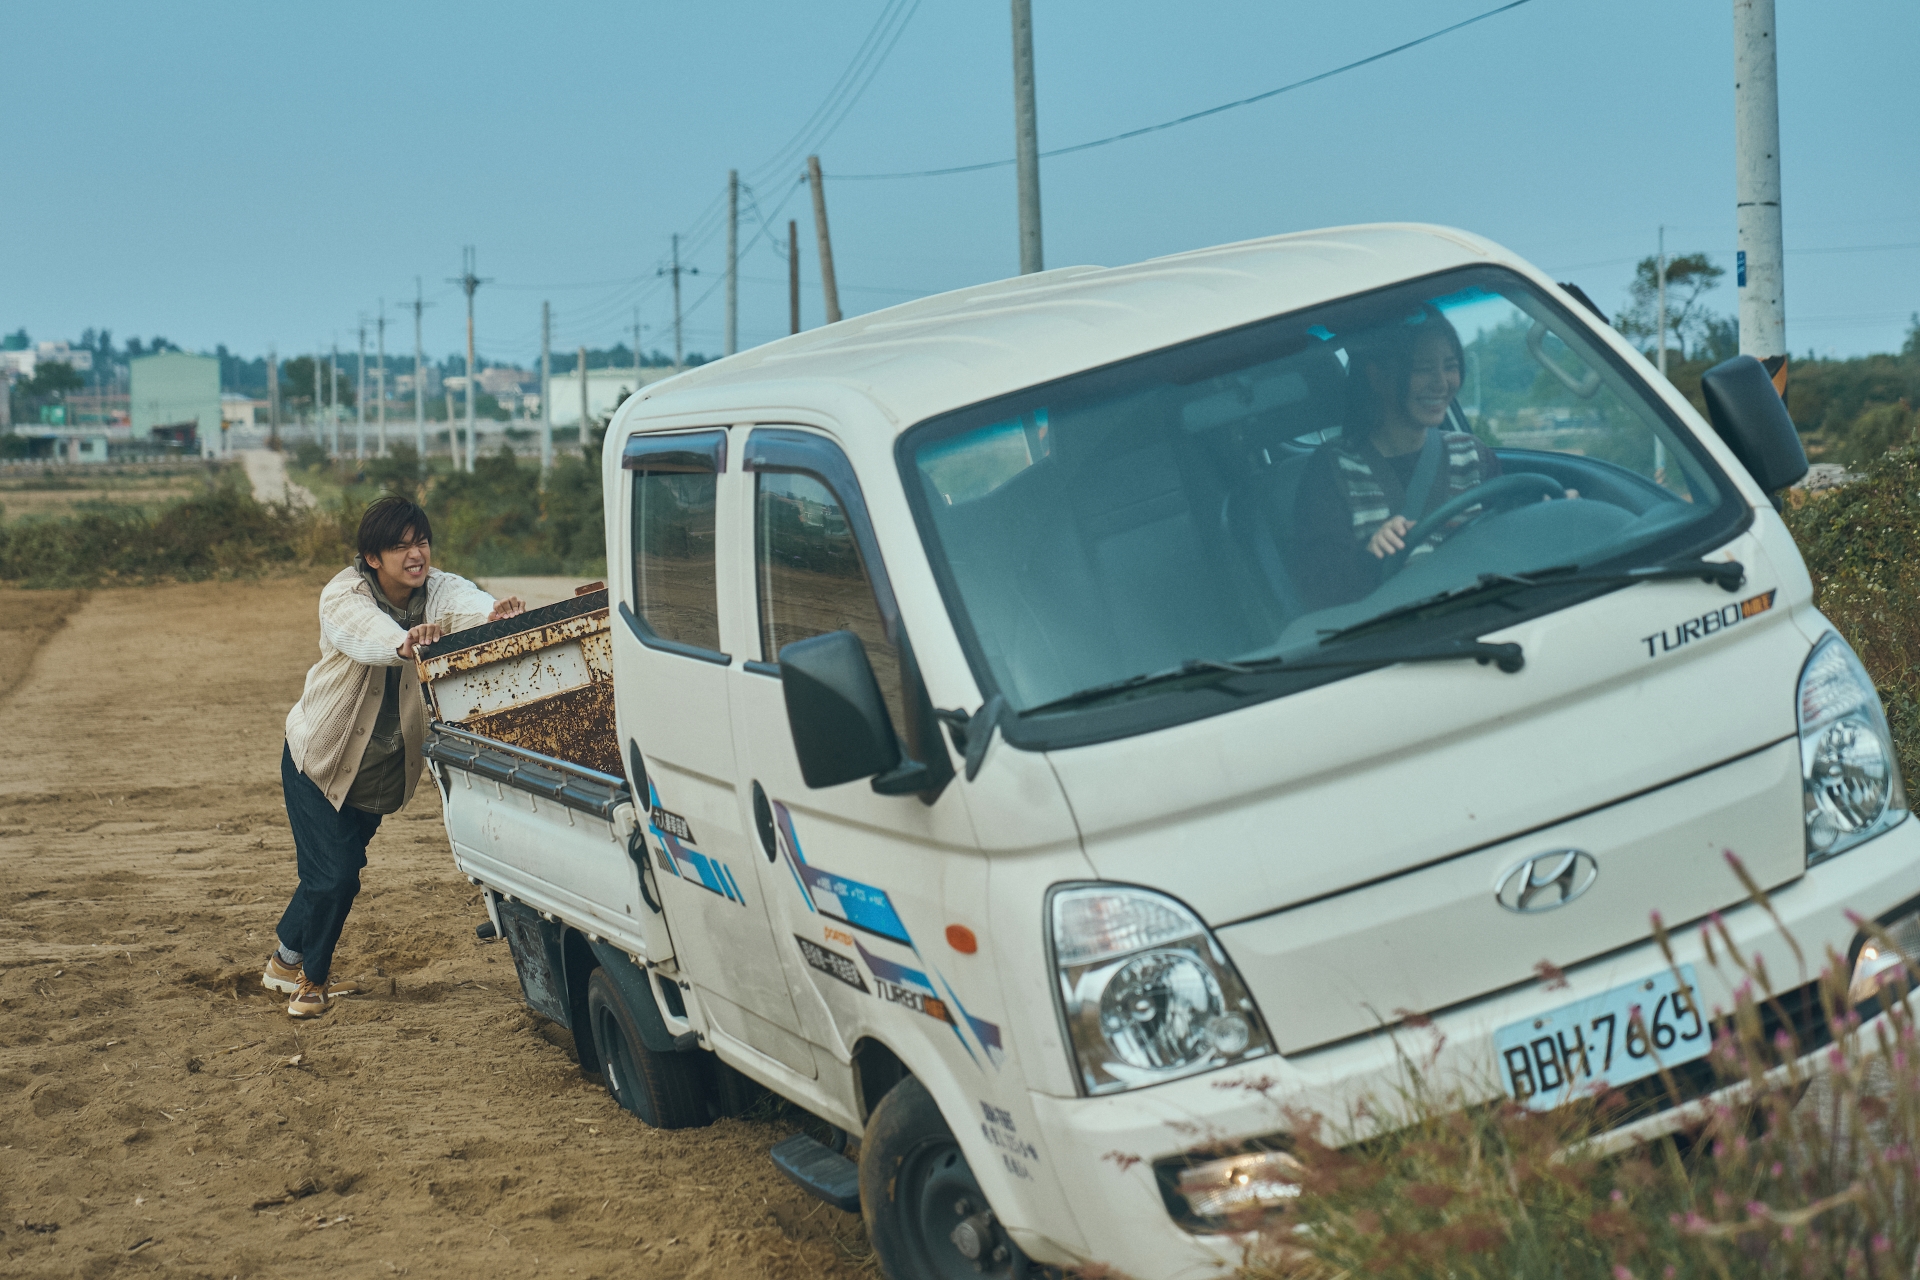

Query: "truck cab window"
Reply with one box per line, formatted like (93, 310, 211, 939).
(631, 469, 720, 653)
(755, 470, 904, 730)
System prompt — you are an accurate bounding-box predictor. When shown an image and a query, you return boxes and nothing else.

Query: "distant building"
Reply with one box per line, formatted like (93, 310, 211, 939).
(221, 393, 261, 430)
(1, 340, 95, 379)
(547, 366, 679, 427)
(477, 366, 532, 397)
(131, 351, 221, 456)
(395, 367, 443, 399)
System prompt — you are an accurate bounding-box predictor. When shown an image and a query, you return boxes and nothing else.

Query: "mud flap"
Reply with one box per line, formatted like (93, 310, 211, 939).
(495, 898, 570, 1025)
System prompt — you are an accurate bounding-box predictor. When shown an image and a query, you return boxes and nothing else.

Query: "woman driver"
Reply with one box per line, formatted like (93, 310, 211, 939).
(1290, 305, 1501, 610)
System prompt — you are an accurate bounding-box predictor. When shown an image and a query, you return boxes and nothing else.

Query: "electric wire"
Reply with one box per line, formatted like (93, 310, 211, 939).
(831, 0, 1536, 180)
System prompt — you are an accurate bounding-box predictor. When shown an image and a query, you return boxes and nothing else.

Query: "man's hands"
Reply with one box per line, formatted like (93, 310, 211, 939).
(1367, 515, 1414, 559)
(398, 623, 445, 659)
(489, 596, 525, 622)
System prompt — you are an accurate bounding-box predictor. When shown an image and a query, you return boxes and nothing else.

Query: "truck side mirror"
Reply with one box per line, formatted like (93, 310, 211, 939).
(779, 630, 902, 789)
(1699, 355, 1809, 497)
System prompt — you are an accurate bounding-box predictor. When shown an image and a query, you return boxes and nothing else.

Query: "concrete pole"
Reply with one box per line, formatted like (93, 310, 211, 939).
(578, 346, 589, 438)
(314, 346, 323, 445)
(789, 219, 800, 334)
(411, 279, 426, 460)
(725, 169, 739, 356)
(1010, 0, 1044, 275)
(267, 348, 279, 450)
(1656, 225, 1668, 378)
(355, 321, 367, 459)
(806, 157, 842, 324)
(464, 251, 478, 473)
(671, 234, 684, 370)
(330, 344, 341, 458)
(376, 303, 387, 456)
(1734, 0, 1787, 396)
(540, 301, 552, 474)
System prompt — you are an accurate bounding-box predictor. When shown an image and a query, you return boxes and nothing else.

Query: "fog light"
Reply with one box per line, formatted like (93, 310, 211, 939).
(1849, 905, 1920, 1006)
(1174, 1150, 1305, 1223)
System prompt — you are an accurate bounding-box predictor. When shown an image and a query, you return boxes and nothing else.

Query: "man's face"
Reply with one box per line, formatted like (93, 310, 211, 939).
(366, 529, 432, 590)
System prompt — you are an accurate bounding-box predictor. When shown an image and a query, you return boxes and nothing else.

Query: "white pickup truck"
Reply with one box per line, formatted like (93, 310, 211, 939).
(417, 225, 1920, 1280)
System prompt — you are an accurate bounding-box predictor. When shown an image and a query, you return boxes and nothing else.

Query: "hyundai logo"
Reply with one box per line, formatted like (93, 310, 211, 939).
(1494, 850, 1598, 913)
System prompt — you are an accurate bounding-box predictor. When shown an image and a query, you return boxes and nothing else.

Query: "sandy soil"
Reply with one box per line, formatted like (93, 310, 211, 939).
(0, 576, 872, 1278)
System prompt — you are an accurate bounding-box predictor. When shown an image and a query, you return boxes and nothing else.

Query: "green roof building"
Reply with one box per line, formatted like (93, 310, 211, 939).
(131, 351, 221, 456)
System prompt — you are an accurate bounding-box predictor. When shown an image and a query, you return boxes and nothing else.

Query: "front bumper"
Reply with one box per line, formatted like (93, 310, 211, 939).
(1020, 815, 1920, 1279)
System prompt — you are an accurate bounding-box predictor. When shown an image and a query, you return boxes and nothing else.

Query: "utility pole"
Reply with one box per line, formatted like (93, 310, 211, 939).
(540, 301, 552, 475)
(725, 169, 739, 356)
(806, 156, 841, 323)
(578, 346, 589, 439)
(314, 346, 323, 446)
(267, 348, 279, 450)
(669, 235, 685, 368)
(375, 302, 388, 456)
(633, 309, 644, 383)
(355, 320, 367, 459)
(1010, 0, 1044, 274)
(410, 278, 428, 460)
(1734, 0, 1787, 397)
(789, 220, 801, 334)
(330, 343, 342, 458)
(1656, 225, 1668, 380)
(332, 343, 343, 458)
(449, 245, 490, 471)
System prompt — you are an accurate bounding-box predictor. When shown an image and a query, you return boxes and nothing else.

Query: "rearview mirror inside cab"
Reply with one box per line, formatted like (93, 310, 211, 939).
(779, 630, 903, 789)
(1699, 355, 1809, 498)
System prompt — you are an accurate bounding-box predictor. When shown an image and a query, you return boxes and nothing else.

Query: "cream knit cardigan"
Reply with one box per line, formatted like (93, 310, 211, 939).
(284, 565, 496, 811)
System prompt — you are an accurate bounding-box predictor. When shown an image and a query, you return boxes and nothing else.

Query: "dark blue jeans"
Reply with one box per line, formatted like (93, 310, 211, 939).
(276, 743, 382, 985)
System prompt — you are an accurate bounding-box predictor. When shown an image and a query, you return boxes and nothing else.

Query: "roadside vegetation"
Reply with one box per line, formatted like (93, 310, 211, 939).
(1230, 862, 1919, 1279)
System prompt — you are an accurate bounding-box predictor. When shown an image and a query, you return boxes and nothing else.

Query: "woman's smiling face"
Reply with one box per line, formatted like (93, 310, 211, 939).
(1402, 329, 1463, 428)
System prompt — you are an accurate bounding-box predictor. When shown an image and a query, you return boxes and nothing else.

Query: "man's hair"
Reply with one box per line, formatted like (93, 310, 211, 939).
(357, 495, 433, 561)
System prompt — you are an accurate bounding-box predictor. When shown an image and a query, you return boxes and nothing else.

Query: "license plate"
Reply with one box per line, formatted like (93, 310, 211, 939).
(1493, 964, 1710, 1109)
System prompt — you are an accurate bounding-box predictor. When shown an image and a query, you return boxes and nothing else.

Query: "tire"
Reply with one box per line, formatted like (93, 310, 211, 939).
(860, 1076, 1031, 1280)
(584, 968, 709, 1130)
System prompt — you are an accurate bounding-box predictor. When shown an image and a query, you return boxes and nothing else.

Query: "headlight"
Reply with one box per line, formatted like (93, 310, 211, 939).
(1050, 884, 1272, 1095)
(1799, 633, 1907, 864)
(1848, 901, 1920, 1007)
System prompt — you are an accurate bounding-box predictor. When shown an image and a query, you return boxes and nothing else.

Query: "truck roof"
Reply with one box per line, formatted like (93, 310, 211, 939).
(624, 223, 1517, 438)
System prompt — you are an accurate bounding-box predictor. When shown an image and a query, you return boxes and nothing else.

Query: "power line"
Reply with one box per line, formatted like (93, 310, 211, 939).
(832, 0, 1537, 180)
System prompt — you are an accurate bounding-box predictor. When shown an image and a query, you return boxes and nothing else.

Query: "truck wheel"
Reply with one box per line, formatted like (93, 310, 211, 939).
(860, 1076, 1030, 1280)
(584, 968, 708, 1130)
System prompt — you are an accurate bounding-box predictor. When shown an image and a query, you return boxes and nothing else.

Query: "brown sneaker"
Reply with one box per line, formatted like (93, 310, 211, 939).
(324, 974, 364, 997)
(262, 952, 302, 995)
(287, 977, 330, 1019)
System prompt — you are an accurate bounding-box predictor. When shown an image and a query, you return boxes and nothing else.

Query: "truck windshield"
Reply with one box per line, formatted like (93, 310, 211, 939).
(900, 267, 1745, 742)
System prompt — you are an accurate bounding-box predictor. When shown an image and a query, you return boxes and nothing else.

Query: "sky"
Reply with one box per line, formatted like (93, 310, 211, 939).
(5, 0, 1916, 368)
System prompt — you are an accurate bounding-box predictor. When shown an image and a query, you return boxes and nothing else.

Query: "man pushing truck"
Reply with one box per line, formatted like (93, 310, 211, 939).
(262, 495, 523, 1018)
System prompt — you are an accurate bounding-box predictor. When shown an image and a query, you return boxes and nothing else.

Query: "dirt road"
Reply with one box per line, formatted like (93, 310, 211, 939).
(0, 578, 871, 1278)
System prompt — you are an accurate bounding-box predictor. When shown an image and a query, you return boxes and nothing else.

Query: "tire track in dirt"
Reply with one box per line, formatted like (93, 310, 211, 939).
(0, 578, 872, 1278)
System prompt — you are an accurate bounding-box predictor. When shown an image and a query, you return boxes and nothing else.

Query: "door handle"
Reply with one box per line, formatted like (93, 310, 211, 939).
(752, 781, 778, 862)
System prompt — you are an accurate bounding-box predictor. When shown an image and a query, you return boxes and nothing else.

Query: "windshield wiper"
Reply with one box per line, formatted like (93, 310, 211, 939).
(1020, 637, 1526, 717)
(1321, 557, 1746, 646)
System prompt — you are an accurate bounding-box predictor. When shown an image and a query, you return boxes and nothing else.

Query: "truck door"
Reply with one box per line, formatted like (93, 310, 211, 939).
(611, 427, 815, 1078)
(726, 428, 989, 1069)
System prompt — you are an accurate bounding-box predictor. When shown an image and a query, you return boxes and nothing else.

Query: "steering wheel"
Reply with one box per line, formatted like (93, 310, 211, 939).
(1384, 472, 1565, 575)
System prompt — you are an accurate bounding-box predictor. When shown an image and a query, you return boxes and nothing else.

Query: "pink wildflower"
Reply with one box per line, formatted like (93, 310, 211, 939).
(1874, 1234, 1892, 1254)
(1771, 1161, 1783, 1177)
(1746, 1200, 1769, 1218)
(1611, 1189, 1624, 1203)
(1613, 1267, 1635, 1280)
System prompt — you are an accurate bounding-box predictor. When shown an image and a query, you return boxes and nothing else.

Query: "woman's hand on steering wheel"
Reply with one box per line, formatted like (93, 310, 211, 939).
(1382, 471, 1568, 575)
(1368, 515, 1415, 559)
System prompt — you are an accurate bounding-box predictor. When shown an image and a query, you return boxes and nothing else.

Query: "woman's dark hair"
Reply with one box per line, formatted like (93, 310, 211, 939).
(357, 495, 433, 560)
(1342, 303, 1465, 433)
